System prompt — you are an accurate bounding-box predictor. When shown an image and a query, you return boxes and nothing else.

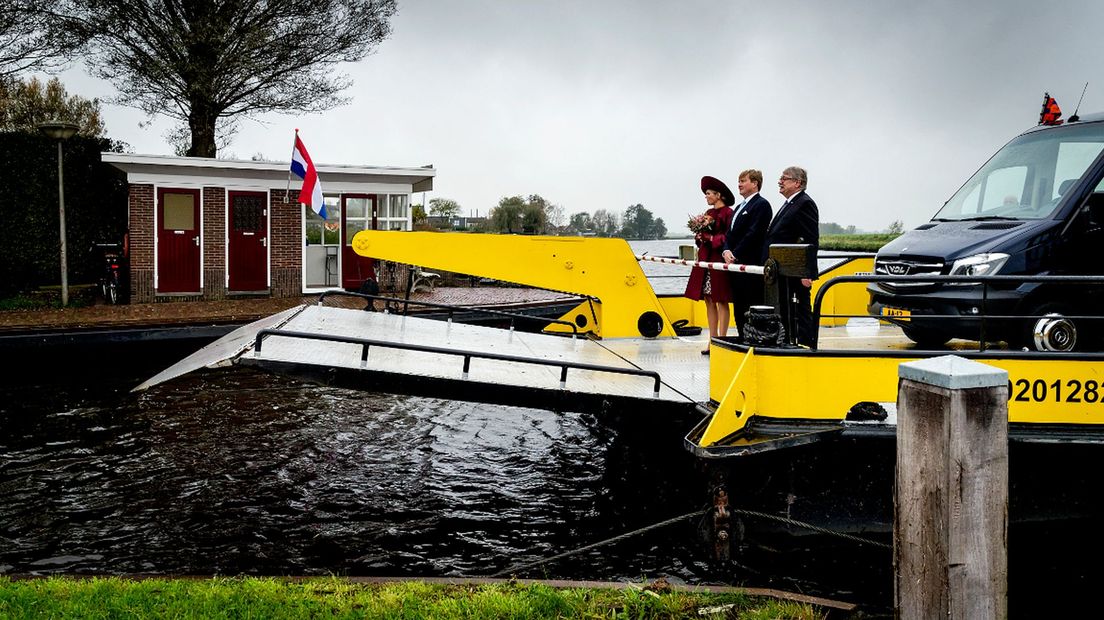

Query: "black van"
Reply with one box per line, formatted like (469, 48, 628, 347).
(868, 113, 1104, 350)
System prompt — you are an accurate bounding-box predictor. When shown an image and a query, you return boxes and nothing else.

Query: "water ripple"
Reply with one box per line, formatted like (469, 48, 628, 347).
(0, 367, 705, 579)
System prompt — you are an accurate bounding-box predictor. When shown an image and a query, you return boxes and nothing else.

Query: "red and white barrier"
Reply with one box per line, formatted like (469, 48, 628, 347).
(635, 254, 765, 275)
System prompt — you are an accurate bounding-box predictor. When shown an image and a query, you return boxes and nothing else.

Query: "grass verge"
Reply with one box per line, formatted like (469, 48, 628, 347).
(0, 285, 97, 310)
(819, 234, 897, 252)
(0, 576, 828, 619)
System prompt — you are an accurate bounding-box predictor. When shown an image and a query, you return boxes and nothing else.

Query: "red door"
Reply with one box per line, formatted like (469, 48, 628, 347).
(341, 194, 377, 290)
(228, 191, 268, 291)
(157, 188, 201, 293)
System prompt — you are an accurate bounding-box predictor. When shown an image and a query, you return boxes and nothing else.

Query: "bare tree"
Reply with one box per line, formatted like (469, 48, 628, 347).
(63, 0, 398, 157)
(0, 1, 84, 77)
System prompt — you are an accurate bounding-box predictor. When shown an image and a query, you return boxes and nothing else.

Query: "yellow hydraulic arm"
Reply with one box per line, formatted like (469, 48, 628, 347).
(351, 231, 676, 338)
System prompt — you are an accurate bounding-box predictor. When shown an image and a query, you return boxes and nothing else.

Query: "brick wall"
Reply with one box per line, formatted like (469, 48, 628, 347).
(271, 189, 302, 297)
(127, 185, 307, 302)
(203, 187, 227, 300)
(128, 183, 155, 303)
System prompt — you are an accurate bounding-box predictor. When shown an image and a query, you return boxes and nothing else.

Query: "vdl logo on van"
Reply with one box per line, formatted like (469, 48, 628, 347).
(886, 264, 909, 275)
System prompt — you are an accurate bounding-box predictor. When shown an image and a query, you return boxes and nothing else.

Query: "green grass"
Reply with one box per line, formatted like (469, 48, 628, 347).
(820, 233, 898, 252)
(0, 577, 827, 619)
(0, 285, 96, 310)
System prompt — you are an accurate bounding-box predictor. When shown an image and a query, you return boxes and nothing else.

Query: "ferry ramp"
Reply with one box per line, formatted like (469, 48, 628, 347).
(136, 304, 710, 415)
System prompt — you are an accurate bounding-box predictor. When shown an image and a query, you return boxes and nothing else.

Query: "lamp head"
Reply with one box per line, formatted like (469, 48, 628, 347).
(37, 120, 79, 141)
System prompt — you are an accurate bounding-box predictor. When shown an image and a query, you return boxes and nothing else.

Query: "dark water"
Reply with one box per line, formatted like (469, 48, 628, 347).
(0, 367, 695, 575)
(6, 356, 1103, 616)
(0, 362, 897, 605)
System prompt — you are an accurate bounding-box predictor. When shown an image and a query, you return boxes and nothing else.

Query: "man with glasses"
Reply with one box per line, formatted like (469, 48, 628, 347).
(765, 166, 820, 346)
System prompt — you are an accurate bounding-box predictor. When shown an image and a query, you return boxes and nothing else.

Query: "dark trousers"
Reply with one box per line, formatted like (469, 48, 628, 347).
(778, 277, 815, 346)
(731, 272, 763, 340)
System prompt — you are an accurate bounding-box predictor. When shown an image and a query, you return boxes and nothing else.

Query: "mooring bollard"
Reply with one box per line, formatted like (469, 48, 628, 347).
(895, 355, 1008, 620)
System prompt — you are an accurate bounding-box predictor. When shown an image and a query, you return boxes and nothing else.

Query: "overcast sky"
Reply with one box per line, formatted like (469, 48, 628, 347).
(58, 0, 1104, 232)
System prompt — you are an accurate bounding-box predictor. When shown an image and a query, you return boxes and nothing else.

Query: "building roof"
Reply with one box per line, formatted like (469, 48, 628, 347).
(102, 153, 435, 193)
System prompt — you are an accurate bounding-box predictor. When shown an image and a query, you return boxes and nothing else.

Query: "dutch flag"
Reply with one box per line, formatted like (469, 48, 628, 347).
(290, 132, 326, 219)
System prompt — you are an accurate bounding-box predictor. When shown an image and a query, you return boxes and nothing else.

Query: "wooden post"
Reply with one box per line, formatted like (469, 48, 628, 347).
(895, 355, 1008, 619)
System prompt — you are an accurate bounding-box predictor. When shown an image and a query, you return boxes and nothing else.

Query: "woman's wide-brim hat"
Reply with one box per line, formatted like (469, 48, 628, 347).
(701, 176, 735, 206)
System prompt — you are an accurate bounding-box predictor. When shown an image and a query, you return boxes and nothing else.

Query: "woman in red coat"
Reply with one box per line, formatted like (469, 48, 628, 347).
(684, 176, 735, 353)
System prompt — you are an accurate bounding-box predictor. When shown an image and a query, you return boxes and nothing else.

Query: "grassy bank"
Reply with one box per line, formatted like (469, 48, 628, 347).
(0, 576, 828, 619)
(819, 233, 896, 252)
(668, 233, 897, 253)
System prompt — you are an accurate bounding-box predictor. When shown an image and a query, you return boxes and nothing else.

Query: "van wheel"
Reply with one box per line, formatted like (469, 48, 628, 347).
(1023, 303, 1078, 351)
(902, 326, 951, 348)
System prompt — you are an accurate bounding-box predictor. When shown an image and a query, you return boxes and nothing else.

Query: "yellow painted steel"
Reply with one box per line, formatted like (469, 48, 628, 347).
(813, 256, 875, 327)
(699, 347, 1104, 446)
(658, 297, 708, 328)
(544, 299, 602, 337)
(552, 295, 728, 334)
(351, 231, 675, 338)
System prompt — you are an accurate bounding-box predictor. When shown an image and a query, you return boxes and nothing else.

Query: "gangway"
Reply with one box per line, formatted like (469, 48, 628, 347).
(135, 302, 711, 414)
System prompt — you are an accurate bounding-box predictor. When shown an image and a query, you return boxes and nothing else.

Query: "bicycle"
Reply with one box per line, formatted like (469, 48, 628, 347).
(91, 242, 125, 304)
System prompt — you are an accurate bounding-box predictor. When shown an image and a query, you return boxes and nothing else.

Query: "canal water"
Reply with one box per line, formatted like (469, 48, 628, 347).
(0, 364, 891, 604)
(0, 367, 700, 577)
(2, 239, 1101, 615)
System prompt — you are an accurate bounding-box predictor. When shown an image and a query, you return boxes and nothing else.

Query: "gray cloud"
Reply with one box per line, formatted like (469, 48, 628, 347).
(62, 0, 1104, 232)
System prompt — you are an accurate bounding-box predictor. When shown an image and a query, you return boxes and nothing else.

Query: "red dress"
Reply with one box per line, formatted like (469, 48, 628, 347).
(684, 206, 734, 302)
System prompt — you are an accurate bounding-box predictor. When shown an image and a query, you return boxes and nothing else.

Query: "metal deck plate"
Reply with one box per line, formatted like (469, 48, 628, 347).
(241, 305, 709, 405)
(133, 305, 306, 392)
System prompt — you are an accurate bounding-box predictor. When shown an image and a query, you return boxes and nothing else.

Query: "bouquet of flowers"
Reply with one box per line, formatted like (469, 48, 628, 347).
(687, 212, 713, 234)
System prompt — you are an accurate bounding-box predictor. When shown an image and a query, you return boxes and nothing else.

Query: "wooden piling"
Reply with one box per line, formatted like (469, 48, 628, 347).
(895, 355, 1008, 619)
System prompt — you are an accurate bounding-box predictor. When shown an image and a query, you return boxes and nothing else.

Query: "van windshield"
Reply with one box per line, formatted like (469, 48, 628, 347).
(933, 122, 1104, 221)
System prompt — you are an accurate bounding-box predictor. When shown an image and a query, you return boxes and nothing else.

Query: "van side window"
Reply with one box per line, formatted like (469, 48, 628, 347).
(1055, 143, 1104, 200)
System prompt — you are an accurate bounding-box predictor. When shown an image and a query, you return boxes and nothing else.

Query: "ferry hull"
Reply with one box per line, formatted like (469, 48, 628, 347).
(690, 339, 1104, 458)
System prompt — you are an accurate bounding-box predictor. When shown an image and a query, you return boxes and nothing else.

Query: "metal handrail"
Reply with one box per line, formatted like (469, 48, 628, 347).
(811, 273, 1104, 350)
(253, 328, 662, 396)
(316, 289, 581, 337)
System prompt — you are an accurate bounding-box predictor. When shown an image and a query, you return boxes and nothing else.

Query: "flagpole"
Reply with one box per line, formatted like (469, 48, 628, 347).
(286, 128, 298, 200)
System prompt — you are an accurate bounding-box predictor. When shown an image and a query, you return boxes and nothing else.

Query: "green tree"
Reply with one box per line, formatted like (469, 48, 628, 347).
(490, 195, 525, 233)
(411, 203, 426, 226)
(0, 76, 107, 138)
(620, 203, 658, 239)
(650, 217, 667, 239)
(886, 219, 905, 235)
(567, 211, 593, 235)
(428, 198, 462, 219)
(520, 201, 547, 234)
(489, 195, 548, 234)
(0, 133, 128, 295)
(62, 0, 398, 157)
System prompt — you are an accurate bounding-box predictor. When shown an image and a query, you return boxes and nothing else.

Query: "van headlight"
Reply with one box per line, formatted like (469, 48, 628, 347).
(948, 253, 1009, 284)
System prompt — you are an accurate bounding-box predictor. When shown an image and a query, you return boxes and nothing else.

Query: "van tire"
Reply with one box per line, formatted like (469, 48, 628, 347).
(902, 326, 951, 348)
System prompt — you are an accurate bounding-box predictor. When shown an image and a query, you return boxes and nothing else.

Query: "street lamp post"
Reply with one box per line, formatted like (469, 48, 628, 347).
(37, 121, 79, 306)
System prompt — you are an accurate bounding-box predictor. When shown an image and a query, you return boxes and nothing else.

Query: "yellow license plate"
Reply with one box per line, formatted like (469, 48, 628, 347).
(881, 306, 911, 318)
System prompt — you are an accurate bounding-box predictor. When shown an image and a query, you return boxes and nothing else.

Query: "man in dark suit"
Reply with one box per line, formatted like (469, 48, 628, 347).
(721, 169, 772, 339)
(765, 166, 820, 346)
